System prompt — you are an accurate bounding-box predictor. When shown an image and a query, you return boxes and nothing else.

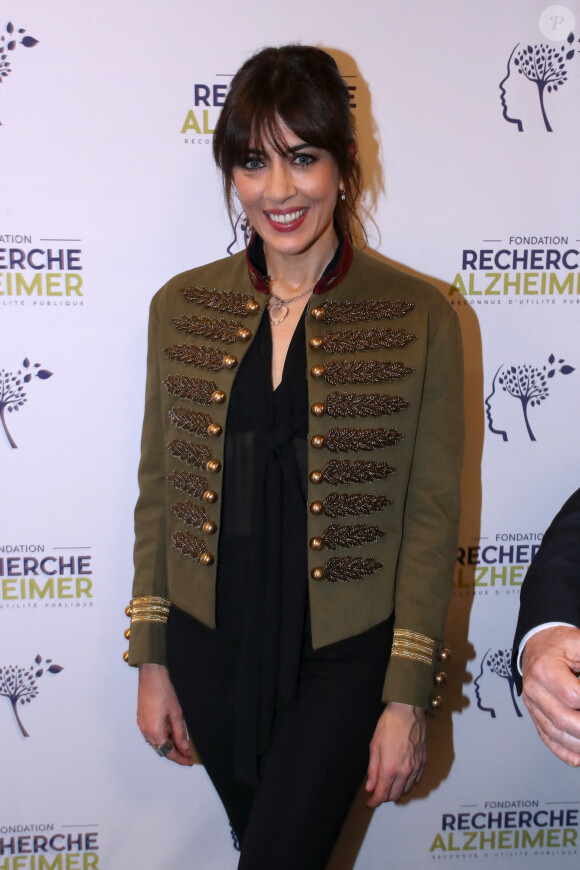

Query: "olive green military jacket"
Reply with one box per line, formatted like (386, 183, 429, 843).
(127, 245, 463, 712)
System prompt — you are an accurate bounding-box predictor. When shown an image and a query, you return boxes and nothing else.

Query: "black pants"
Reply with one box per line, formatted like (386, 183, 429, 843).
(167, 607, 392, 870)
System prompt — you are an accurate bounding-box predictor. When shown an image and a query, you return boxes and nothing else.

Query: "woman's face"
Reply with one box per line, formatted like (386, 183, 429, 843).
(232, 121, 342, 262)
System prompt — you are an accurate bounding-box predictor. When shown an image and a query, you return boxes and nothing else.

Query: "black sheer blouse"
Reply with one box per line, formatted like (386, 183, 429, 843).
(216, 304, 310, 785)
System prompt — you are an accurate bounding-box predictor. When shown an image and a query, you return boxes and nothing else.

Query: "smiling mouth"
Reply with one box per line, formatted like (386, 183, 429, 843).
(265, 208, 308, 225)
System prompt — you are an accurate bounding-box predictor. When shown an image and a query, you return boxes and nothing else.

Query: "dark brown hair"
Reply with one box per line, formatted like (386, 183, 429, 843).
(213, 45, 363, 244)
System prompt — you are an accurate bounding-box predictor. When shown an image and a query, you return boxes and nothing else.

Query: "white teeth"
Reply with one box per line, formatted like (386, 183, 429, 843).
(267, 209, 307, 224)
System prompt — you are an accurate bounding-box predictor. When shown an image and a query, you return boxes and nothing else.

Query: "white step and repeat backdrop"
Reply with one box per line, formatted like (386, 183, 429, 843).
(1, 1, 579, 868)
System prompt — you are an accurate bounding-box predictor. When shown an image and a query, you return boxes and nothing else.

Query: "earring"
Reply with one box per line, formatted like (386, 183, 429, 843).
(340, 190, 346, 201)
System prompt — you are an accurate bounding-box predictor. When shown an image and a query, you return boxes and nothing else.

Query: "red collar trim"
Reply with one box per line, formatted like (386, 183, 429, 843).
(245, 231, 353, 296)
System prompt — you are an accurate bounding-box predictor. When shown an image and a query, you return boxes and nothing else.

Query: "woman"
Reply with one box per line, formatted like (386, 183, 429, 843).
(125, 45, 463, 869)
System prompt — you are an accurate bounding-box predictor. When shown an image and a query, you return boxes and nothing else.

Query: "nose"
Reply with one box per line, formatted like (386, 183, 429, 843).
(265, 158, 296, 202)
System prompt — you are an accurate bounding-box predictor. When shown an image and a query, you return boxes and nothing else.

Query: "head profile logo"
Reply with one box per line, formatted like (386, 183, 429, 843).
(0, 357, 53, 449)
(226, 212, 252, 256)
(485, 353, 574, 442)
(474, 647, 522, 719)
(1, 654, 63, 737)
(499, 6, 579, 133)
(0, 21, 39, 124)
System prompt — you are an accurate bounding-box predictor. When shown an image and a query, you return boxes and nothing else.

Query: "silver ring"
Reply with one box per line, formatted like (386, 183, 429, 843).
(154, 740, 173, 758)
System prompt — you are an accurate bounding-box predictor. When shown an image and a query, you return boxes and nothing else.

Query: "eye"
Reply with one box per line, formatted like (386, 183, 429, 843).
(242, 156, 265, 171)
(293, 152, 316, 167)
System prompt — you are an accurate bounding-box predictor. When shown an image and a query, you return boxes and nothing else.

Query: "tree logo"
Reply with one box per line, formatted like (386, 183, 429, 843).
(0, 654, 63, 737)
(474, 647, 522, 719)
(499, 31, 578, 131)
(0, 357, 53, 449)
(485, 354, 574, 442)
(1, 21, 39, 125)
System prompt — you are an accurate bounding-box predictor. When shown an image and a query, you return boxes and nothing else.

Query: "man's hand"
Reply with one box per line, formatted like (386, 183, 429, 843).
(522, 626, 580, 766)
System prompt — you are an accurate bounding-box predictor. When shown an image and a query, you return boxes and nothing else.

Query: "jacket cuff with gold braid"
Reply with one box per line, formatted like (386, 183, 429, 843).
(123, 596, 171, 666)
(383, 628, 451, 712)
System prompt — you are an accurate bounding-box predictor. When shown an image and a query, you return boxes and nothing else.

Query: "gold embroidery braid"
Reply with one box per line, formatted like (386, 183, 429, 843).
(321, 361, 415, 385)
(167, 470, 210, 499)
(180, 285, 257, 316)
(319, 427, 403, 453)
(172, 530, 206, 560)
(167, 439, 211, 468)
(318, 523, 384, 550)
(317, 460, 395, 484)
(164, 344, 226, 372)
(320, 492, 391, 518)
(129, 596, 171, 624)
(170, 501, 210, 530)
(173, 315, 243, 343)
(325, 392, 409, 418)
(314, 328, 416, 354)
(314, 300, 415, 323)
(164, 375, 218, 405)
(391, 629, 435, 666)
(169, 407, 212, 437)
(322, 556, 383, 583)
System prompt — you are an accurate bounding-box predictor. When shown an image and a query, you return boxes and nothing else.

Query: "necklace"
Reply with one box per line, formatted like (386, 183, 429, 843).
(267, 282, 315, 326)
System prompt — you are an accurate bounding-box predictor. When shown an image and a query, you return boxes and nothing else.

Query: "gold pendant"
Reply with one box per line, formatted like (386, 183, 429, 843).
(268, 303, 288, 325)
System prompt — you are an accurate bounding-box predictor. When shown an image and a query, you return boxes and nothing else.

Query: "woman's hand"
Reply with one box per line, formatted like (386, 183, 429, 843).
(137, 663, 194, 766)
(365, 701, 426, 807)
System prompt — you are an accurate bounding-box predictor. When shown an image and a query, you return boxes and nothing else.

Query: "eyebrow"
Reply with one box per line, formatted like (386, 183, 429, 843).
(246, 142, 313, 157)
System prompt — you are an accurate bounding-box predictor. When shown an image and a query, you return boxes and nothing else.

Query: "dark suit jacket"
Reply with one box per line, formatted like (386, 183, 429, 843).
(512, 488, 580, 692)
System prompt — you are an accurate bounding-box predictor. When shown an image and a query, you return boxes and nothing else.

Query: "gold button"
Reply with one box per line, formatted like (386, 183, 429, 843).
(311, 434, 326, 449)
(309, 470, 323, 484)
(430, 695, 443, 712)
(311, 403, 326, 417)
(237, 327, 251, 341)
(206, 459, 221, 474)
(211, 390, 226, 404)
(310, 537, 324, 551)
(123, 651, 129, 663)
(309, 501, 324, 515)
(199, 552, 214, 566)
(203, 490, 218, 503)
(125, 604, 132, 617)
(309, 337, 324, 350)
(124, 628, 131, 640)
(223, 355, 237, 369)
(435, 671, 447, 687)
(207, 423, 222, 437)
(439, 647, 452, 663)
(311, 566, 325, 581)
(202, 521, 217, 535)
(245, 299, 260, 314)
(311, 307, 326, 321)
(311, 365, 325, 378)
